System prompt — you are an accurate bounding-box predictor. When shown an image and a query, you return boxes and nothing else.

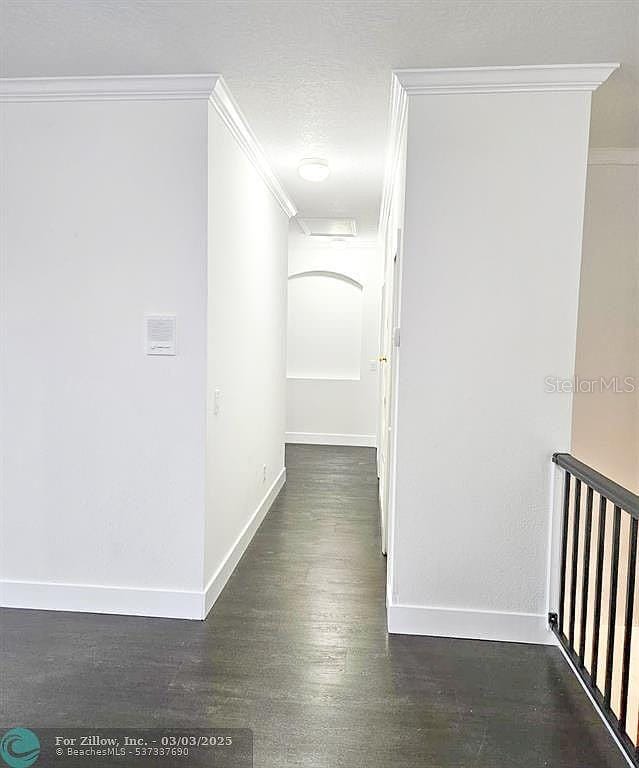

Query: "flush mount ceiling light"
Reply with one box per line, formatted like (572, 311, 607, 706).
(298, 158, 330, 182)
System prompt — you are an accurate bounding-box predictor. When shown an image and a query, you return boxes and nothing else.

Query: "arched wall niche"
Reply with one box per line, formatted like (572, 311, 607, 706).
(287, 270, 364, 380)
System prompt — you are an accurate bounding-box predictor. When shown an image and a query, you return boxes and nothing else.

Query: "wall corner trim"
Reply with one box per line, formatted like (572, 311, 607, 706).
(387, 602, 556, 645)
(588, 148, 639, 166)
(0, 73, 297, 219)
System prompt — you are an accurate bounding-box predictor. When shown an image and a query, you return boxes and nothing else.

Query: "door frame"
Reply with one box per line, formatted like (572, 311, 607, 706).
(378, 227, 402, 555)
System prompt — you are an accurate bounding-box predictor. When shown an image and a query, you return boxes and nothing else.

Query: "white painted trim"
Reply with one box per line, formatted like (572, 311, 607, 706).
(0, 467, 286, 621)
(285, 432, 376, 447)
(0, 73, 221, 102)
(0, 74, 297, 219)
(546, 454, 571, 623)
(394, 63, 619, 95)
(288, 270, 364, 291)
(0, 579, 205, 620)
(378, 72, 409, 240)
(203, 466, 286, 617)
(545, 458, 561, 619)
(588, 148, 639, 166)
(387, 602, 555, 645)
(208, 78, 297, 218)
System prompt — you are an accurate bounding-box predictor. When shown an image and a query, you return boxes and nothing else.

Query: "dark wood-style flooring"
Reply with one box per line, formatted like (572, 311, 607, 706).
(0, 444, 628, 766)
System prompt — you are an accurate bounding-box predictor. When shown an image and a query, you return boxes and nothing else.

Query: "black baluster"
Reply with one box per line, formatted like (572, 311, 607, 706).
(591, 496, 607, 687)
(579, 486, 594, 666)
(558, 471, 571, 636)
(604, 506, 622, 708)
(569, 479, 582, 649)
(618, 516, 638, 733)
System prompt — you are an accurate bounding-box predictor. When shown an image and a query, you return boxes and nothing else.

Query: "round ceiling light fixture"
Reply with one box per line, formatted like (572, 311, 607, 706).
(298, 158, 330, 182)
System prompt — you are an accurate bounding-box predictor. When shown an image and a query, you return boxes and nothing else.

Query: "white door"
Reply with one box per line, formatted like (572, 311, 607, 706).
(378, 229, 402, 554)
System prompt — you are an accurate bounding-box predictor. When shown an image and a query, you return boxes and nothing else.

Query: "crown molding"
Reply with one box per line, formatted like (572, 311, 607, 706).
(208, 77, 297, 218)
(588, 148, 639, 166)
(394, 63, 619, 95)
(0, 74, 222, 102)
(378, 63, 620, 239)
(0, 73, 297, 218)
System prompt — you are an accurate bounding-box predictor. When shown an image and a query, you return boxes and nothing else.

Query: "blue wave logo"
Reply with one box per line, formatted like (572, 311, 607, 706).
(0, 729, 40, 768)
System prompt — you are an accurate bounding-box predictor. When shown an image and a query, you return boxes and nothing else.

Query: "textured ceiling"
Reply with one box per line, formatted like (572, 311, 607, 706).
(1, 0, 637, 237)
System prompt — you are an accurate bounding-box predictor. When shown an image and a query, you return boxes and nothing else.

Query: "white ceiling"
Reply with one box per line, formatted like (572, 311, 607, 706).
(1, 0, 638, 238)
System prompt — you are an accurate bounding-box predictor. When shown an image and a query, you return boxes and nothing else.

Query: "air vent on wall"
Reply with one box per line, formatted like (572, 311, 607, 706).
(296, 217, 357, 237)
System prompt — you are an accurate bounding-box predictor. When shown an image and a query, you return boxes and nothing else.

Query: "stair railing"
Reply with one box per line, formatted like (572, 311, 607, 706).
(551, 453, 638, 766)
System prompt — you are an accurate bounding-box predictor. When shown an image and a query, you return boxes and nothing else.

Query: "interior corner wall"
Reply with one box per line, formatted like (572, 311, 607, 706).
(0, 99, 209, 616)
(285, 236, 381, 446)
(389, 90, 593, 644)
(571, 160, 639, 491)
(204, 103, 288, 609)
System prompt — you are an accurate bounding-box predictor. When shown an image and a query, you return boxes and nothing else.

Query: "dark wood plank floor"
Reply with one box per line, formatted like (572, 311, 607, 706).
(0, 444, 628, 767)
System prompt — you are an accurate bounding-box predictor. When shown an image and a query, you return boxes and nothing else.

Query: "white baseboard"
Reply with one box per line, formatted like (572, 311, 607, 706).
(387, 602, 555, 645)
(0, 467, 286, 621)
(203, 466, 286, 617)
(0, 579, 204, 620)
(285, 431, 376, 447)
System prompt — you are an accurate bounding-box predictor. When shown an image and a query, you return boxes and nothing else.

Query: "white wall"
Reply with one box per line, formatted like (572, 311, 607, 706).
(0, 76, 293, 619)
(0, 97, 209, 614)
(204, 102, 288, 608)
(385, 67, 614, 644)
(572, 155, 639, 491)
(285, 233, 381, 446)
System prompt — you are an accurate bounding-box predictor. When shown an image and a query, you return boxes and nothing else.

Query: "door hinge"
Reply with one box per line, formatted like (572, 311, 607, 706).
(393, 327, 401, 347)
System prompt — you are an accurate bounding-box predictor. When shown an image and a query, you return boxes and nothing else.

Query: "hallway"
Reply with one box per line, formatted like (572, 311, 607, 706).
(0, 445, 628, 767)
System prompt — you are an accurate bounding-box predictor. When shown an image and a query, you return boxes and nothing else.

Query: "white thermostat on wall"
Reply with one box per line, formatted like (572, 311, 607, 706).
(145, 314, 177, 356)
